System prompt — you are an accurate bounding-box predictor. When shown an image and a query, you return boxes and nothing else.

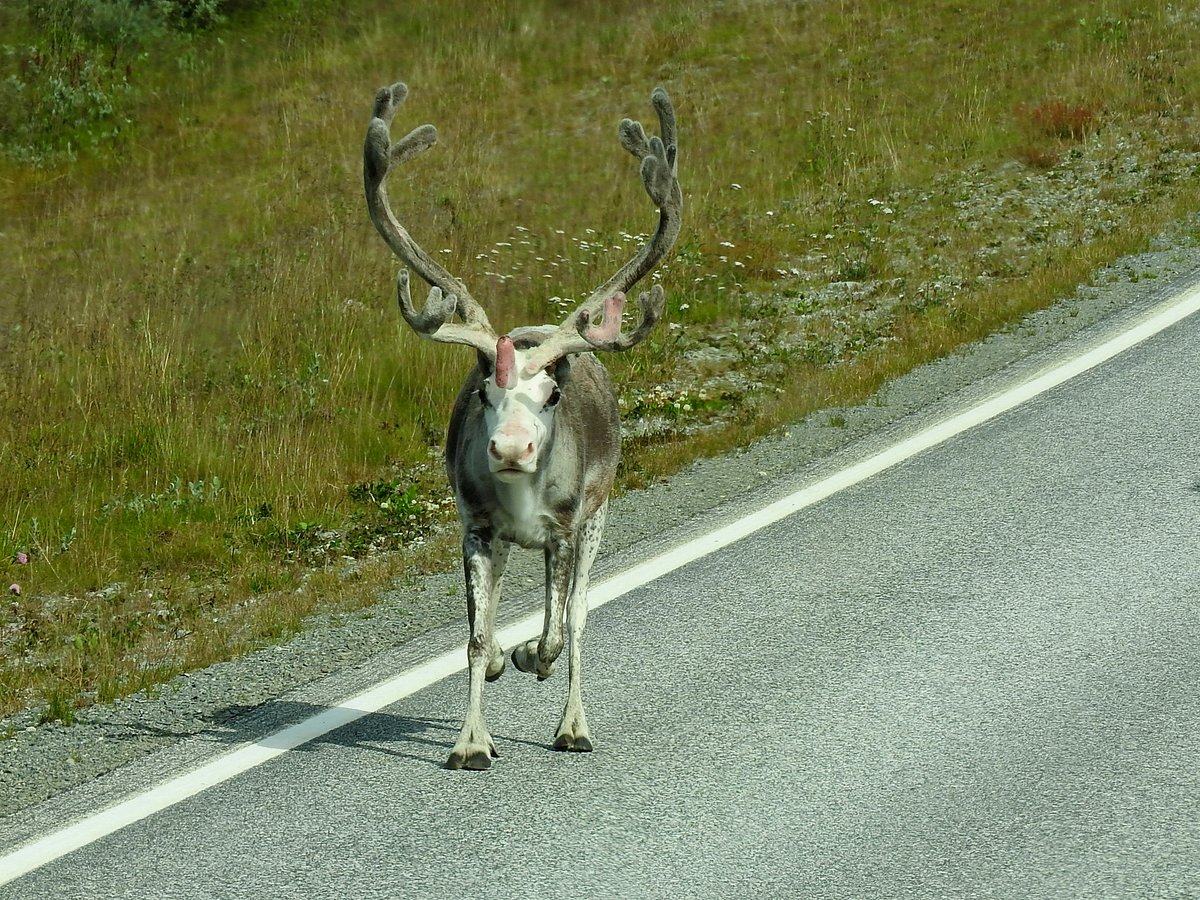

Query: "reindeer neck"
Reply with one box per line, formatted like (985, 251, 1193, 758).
(490, 471, 559, 549)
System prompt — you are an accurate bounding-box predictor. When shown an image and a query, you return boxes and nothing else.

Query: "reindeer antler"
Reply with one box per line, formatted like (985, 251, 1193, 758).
(523, 87, 681, 373)
(365, 83, 680, 370)
(364, 83, 498, 358)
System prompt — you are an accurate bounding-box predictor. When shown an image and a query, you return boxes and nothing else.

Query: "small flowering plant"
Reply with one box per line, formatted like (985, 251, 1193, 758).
(8, 550, 30, 596)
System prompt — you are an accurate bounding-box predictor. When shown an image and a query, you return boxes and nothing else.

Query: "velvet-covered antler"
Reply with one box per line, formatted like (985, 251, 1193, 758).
(365, 83, 498, 359)
(522, 87, 681, 373)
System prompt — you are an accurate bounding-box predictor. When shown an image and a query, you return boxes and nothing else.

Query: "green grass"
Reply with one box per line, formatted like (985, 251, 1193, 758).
(3, 0, 1200, 721)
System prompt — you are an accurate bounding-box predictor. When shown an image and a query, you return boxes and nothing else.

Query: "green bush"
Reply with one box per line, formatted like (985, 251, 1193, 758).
(0, 0, 227, 164)
(0, 45, 130, 163)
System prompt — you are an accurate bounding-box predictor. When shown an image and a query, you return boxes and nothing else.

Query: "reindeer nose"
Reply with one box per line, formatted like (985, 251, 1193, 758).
(488, 439, 535, 464)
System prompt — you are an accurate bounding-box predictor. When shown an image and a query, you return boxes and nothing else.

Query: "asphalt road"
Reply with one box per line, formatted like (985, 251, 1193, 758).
(4, 301, 1200, 897)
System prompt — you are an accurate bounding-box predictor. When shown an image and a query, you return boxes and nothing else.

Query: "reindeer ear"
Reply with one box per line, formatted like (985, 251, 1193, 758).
(550, 355, 572, 391)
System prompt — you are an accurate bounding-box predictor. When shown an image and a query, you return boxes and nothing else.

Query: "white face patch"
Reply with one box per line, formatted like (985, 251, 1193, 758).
(481, 345, 562, 480)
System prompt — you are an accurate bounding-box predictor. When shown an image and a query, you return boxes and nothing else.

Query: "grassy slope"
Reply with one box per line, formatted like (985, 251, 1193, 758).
(2, 0, 1200, 722)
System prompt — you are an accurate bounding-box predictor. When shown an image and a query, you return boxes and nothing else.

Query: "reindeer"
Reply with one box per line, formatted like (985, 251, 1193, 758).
(363, 82, 681, 770)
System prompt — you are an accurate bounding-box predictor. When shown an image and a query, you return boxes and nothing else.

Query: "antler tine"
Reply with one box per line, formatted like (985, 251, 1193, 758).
(523, 88, 681, 373)
(364, 82, 497, 355)
(582, 286, 666, 352)
(395, 270, 498, 358)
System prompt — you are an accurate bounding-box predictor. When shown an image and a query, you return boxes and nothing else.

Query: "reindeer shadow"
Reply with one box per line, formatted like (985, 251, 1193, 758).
(118, 700, 554, 769)
(111, 703, 449, 768)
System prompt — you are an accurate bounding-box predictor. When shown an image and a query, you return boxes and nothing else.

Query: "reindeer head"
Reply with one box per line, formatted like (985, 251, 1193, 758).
(475, 333, 564, 481)
(476, 290, 663, 479)
(364, 83, 681, 482)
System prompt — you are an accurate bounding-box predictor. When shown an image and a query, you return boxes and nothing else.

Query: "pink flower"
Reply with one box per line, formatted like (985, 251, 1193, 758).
(15, 552, 28, 565)
(8, 584, 19, 596)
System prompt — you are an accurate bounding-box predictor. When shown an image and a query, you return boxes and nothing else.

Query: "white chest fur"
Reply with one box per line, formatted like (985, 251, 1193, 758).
(492, 476, 552, 548)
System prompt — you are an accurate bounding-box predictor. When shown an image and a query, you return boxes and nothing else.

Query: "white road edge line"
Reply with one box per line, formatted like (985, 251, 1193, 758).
(3, 281, 1199, 885)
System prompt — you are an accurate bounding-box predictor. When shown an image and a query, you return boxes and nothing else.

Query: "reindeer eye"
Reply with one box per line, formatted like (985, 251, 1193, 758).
(476, 388, 492, 409)
(544, 387, 562, 409)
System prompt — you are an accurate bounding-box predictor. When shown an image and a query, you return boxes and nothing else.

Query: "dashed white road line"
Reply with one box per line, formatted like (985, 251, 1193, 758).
(3, 278, 1199, 887)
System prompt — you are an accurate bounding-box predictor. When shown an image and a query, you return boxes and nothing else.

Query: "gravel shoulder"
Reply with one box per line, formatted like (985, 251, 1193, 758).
(2, 234, 1199, 829)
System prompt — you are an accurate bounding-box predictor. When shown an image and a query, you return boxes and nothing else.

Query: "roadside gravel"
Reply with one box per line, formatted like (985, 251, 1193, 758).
(2, 232, 1199, 822)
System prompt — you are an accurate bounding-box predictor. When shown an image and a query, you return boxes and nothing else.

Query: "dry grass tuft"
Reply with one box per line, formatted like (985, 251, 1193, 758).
(1017, 101, 1098, 141)
(1013, 100, 1099, 168)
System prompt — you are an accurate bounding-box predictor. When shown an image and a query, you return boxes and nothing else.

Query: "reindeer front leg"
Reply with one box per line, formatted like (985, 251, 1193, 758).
(447, 528, 501, 771)
(512, 535, 574, 681)
(485, 538, 510, 682)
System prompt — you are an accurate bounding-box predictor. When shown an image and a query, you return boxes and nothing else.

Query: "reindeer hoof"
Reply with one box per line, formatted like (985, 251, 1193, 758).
(446, 741, 499, 771)
(512, 640, 555, 680)
(511, 642, 535, 674)
(552, 733, 593, 753)
(485, 655, 505, 682)
(446, 731, 499, 771)
(445, 749, 492, 770)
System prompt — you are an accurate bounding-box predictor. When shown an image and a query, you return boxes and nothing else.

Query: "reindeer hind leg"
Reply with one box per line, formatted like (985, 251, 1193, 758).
(554, 500, 607, 752)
